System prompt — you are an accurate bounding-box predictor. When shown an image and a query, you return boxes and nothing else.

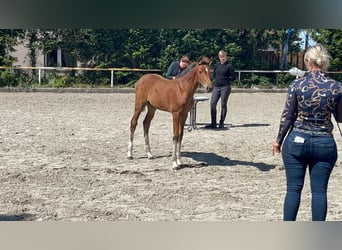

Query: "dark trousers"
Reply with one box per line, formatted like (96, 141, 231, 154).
(210, 85, 231, 125)
(281, 130, 337, 221)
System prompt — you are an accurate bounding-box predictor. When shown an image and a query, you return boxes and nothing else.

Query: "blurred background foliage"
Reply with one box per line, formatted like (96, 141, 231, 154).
(0, 29, 341, 88)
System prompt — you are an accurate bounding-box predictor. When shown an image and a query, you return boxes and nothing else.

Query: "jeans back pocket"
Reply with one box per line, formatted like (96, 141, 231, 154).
(284, 132, 307, 157)
(313, 137, 337, 161)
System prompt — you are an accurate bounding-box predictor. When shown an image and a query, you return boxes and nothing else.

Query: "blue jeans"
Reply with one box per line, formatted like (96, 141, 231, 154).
(281, 130, 337, 221)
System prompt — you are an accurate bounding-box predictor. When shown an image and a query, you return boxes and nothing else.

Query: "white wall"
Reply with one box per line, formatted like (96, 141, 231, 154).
(11, 43, 45, 67)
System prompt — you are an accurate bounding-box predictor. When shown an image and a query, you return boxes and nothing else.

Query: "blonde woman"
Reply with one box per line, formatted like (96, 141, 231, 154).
(272, 44, 342, 221)
(206, 50, 235, 129)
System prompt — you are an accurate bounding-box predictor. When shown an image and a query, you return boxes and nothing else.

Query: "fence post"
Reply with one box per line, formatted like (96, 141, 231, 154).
(38, 69, 41, 85)
(111, 70, 114, 88)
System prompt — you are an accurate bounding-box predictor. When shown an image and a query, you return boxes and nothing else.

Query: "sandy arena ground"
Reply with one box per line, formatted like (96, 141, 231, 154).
(0, 90, 341, 221)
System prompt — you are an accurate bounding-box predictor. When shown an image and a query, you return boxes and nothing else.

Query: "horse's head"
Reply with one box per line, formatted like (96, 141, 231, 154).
(197, 56, 211, 66)
(196, 56, 211, 88)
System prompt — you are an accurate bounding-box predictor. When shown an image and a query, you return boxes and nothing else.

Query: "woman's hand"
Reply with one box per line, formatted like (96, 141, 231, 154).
(272, 142, 281, 155)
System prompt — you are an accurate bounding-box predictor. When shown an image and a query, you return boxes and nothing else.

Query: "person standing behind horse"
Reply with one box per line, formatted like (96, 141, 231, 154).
(206, 50, 235, 129)
(166, 55, 190, 79)
(272, 44, 342, 221)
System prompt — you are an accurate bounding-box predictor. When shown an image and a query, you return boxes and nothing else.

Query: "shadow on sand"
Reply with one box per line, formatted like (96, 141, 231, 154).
(229, 123, 270, 128)
(0, 213, 36, 221)
(179, 151, 276, 171)
(191, 123, 270, 130)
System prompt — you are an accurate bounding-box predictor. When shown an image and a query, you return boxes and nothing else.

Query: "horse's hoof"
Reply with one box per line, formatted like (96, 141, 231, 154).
(127, 156, 133, 160)
(172, 161, 179, 169)
(147, 153, 154, 159)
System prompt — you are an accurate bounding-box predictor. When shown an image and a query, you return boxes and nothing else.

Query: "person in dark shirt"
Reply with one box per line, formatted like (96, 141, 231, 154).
(166, 55, 189, 79)
(272, 44, 342, 221)
(206, 50, 235, 129)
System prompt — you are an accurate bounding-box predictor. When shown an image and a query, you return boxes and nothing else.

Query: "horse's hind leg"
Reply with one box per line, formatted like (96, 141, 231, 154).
(143, 103, 156, 159)
(127, 102, 146, 159)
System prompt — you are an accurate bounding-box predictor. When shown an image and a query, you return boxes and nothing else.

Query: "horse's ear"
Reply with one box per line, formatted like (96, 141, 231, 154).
(198, 60, 207, 66)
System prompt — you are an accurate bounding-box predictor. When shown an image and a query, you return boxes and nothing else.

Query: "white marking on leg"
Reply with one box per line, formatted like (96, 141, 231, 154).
(176, 141, 183, 166)
(144, 133, 153, 159)
(172, 139, 177, 166)
(172, 160, 178, 168)
(127, 141, 133, 159)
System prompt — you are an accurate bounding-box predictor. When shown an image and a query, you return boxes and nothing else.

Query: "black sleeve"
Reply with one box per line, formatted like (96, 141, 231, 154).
(212, 64, 217, 79)
(228, 64, 236, 81)
(334, 83, 342, 122)
(166, 62, 178, 79)
(276, 86, 297, 145)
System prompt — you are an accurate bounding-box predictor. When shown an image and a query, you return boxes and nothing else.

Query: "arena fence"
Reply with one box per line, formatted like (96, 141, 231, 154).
(1, 66, 342, 87)
(237, 70, 342, 81)
(0, 66, 162, 87)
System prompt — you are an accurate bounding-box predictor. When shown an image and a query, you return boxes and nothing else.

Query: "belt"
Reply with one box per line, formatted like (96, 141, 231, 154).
(293, 127, 331, 136)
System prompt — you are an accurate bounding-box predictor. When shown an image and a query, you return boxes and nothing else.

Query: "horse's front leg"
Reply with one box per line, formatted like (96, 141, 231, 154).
(171, 135, 181, 168)
(171, 115, 180, 168)
(175, 139, 183, 166)
(172, 113, 186, 168)
(176, 113, 188, 166)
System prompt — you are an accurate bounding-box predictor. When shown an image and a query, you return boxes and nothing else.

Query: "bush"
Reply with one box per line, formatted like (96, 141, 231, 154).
(232, 72, 299, 89)
(238, 73, 273, 88)
(277, 73, 295, 87)
(0, 69, 19, 87)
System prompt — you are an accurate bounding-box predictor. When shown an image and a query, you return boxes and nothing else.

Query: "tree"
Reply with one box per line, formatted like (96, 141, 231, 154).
(311, 29, 342, 71)
(1, 28, 318, 86)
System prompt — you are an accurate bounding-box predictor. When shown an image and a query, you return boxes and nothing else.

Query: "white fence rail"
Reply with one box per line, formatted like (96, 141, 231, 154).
(0, 66, 162, 87)
(1, 66, 342, 87)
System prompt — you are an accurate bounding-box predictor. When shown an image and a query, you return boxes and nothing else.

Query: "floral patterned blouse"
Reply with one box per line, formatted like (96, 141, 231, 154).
(276, 71, 342, 145)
